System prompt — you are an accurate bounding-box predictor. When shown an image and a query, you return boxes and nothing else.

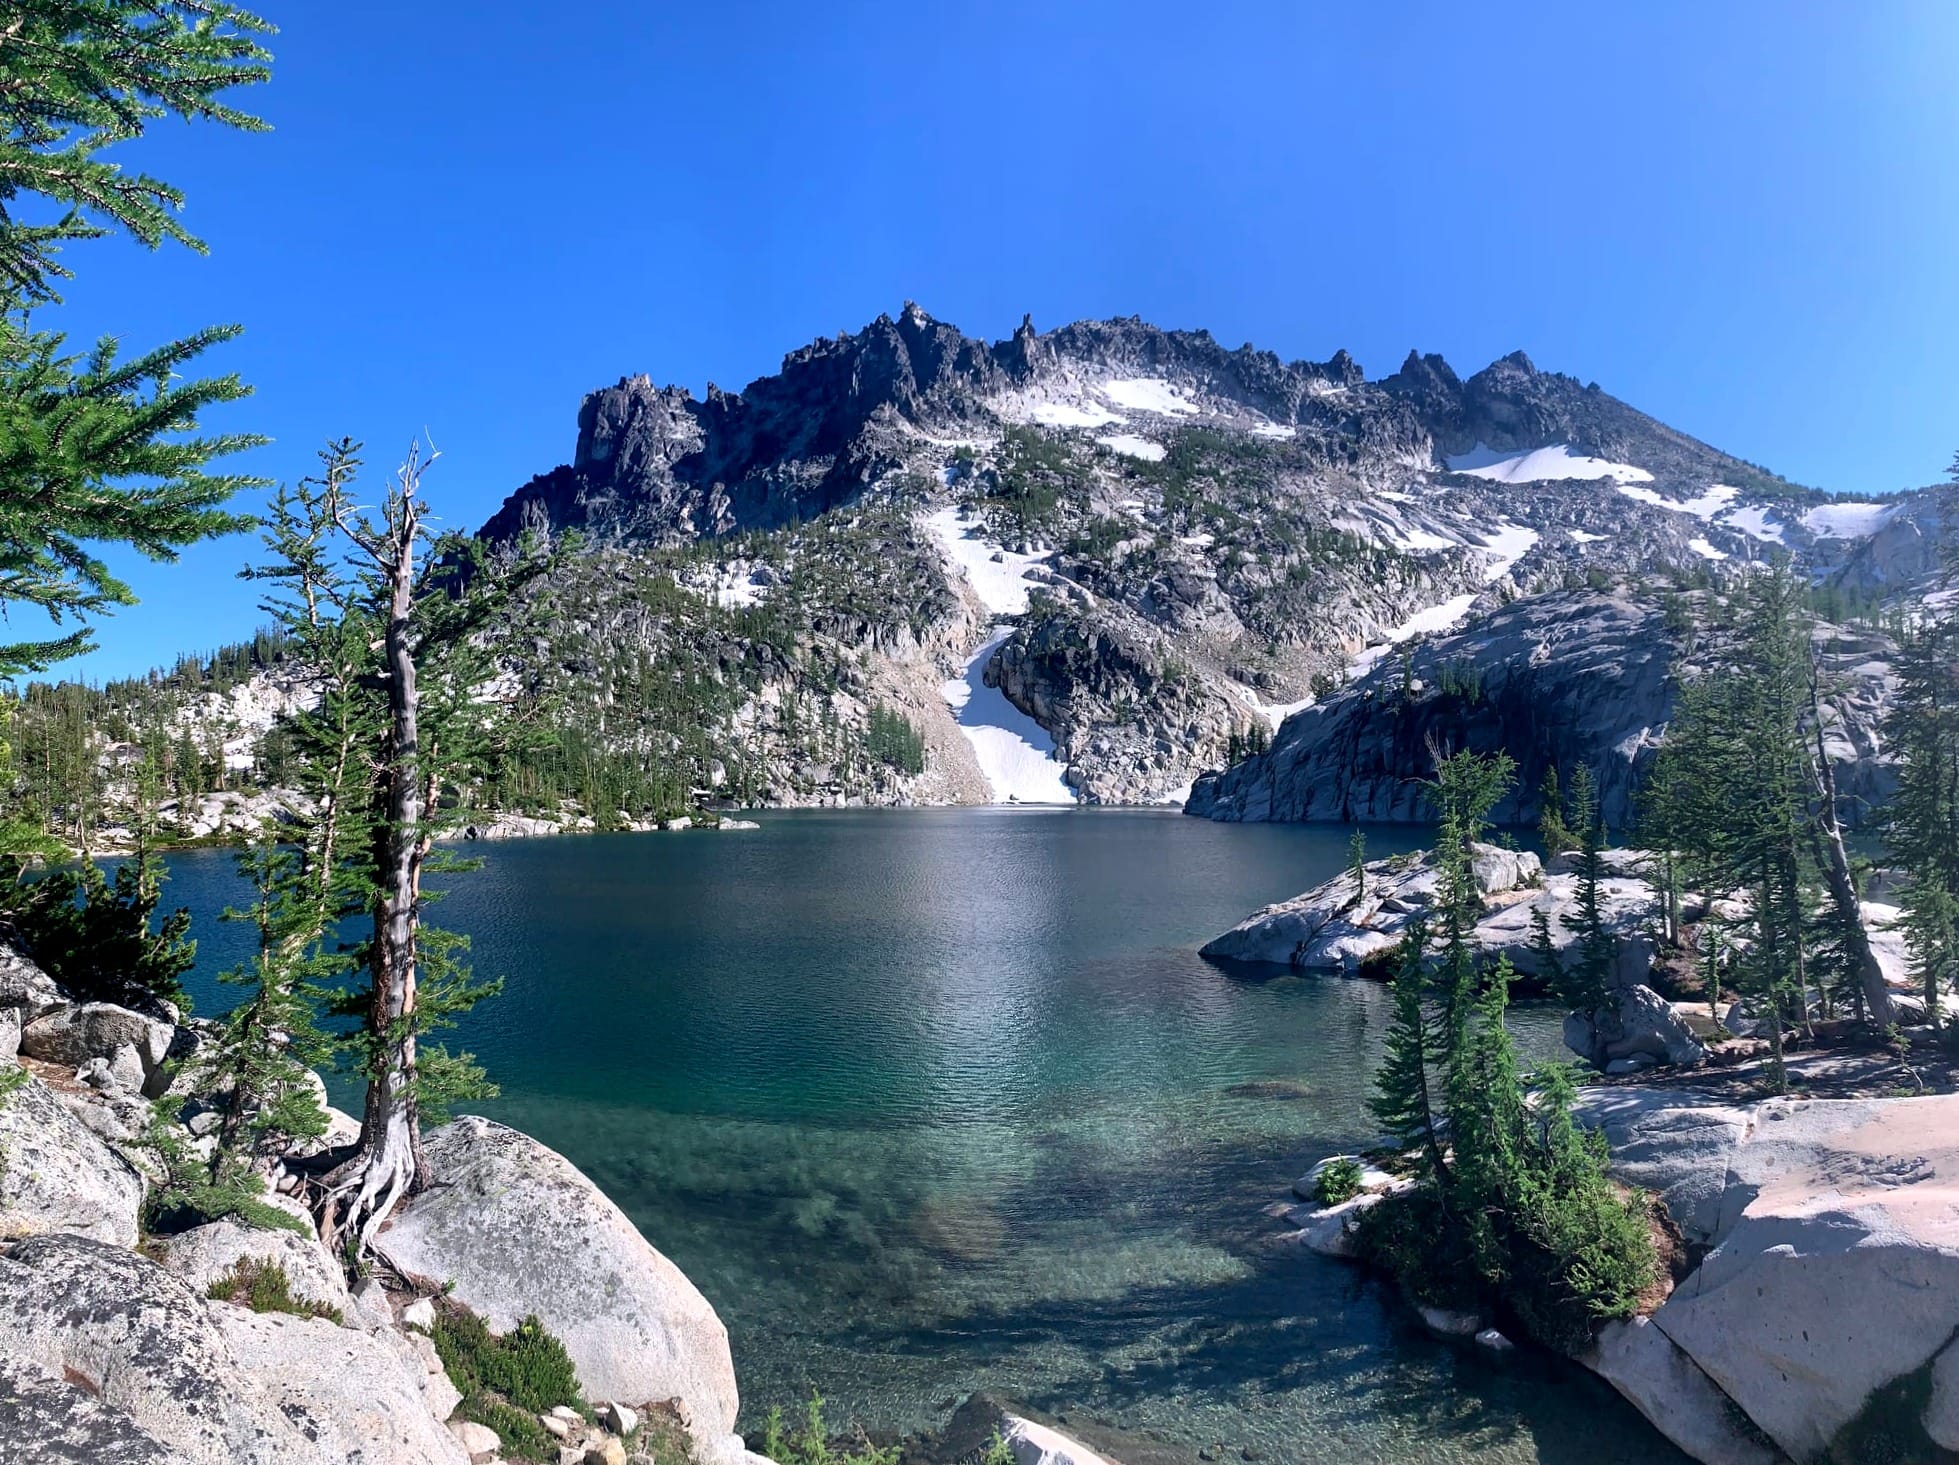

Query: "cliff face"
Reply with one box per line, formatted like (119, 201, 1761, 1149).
(1185, 590, 1898, 830)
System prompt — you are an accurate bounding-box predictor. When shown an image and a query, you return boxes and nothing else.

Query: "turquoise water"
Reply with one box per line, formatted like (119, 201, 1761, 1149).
(161, 809, 1680, 1464)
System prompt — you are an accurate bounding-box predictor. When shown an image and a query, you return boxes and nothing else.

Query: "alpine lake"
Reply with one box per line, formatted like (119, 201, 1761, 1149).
(161, 808, 1682, 1464)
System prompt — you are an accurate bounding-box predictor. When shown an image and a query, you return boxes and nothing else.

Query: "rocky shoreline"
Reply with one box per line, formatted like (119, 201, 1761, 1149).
(0, 938, 1131, 1465)
(1219, 844, 1956, 1465)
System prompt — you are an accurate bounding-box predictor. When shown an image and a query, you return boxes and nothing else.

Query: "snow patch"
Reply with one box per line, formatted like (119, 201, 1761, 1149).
(1448, 443, 1654, 485)
(924, 507, 1049, 615)
(1479, 524, 1539, 582)
(1381, 521, 1456, 553)
(1096, 433, 1167, 462)
(1180, 532, 1216, 548)
(1722, 505, 1787, 544)
(1227, 682, 1314, 732)
(1250, 422, 1296, 439)
(942, 628, 1074, 805)
(1803, 501, 1896, 539)
(1569, 528, 1605, 544)
(1350, 594, 1481, 677)
(1027, 400, 1123, 429)
(1687, 537, 1727, 562)
(1613, 481, 1737, 520)
(1101, 378, 1199, 416)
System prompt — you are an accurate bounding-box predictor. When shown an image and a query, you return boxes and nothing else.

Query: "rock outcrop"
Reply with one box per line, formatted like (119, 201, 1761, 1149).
(374, 1116, 746, 1465)
(22, 1002, 176, 1100)
(0, 946, 62, 1062)
(0, 1069, 145, 1246)
(0, 1231, 469, 1464)
(1199, 840, 1661, 989)
(152, 1219, 354, 1320)
(1187, 591, 1896, 831)
(1576, 1087, 1959, 1463)
(0, 1353, 195, 1465)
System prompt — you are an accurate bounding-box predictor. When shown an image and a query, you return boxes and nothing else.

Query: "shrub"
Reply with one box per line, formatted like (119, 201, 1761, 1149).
(757, 1392, 899, 1465)
(431, 1302, 585, 1462)
(136, 1099, 309, 1237)
(205, 1257, 342, 1324)
(2, 853, 193, 1010)
(1311, 1157, 1365, 1207)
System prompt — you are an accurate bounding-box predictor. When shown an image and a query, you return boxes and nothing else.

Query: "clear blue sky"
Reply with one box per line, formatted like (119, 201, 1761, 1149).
(49, 0, 1959, 680)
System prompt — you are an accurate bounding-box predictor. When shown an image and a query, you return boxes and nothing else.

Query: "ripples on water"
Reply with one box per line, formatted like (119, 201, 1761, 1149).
(164, 809, 1683, 1464)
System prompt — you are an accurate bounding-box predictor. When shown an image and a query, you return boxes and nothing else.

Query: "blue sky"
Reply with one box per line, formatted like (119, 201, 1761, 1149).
(46, 0, 1959, 679)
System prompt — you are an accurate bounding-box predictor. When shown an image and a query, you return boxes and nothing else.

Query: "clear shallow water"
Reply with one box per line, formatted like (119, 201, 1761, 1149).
(161, 809, 1681, 1465)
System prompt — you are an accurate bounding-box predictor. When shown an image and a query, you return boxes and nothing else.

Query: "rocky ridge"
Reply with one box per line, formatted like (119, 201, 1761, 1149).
(44, 308, 1943, 832)
(467, 306, 1938, 811)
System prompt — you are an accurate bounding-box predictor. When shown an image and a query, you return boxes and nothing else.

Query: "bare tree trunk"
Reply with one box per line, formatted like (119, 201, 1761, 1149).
(320, 491, 425, 1259)
(1807, 667, 1895, 1027)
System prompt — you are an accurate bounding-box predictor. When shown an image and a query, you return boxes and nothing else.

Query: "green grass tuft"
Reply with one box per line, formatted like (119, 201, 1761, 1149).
(205, 1257, 342, 1324)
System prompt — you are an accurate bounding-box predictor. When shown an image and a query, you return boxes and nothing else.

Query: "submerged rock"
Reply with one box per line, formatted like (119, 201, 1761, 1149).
(374, 1116, 744, 1464)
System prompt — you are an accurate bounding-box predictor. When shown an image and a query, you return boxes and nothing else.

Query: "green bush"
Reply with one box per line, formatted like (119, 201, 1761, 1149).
(431, 1303, 585, 1462)
(3, 853, 194, 1010)
(205, 1257, 342, 1324)
(135, 1098, 308, 1237)
(757, 1391, 898, 1465)
(1311, 1157, 1365, 1207)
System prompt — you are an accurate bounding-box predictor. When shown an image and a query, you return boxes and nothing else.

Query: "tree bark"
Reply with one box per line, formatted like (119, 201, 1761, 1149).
(320, 493, 425, 1258)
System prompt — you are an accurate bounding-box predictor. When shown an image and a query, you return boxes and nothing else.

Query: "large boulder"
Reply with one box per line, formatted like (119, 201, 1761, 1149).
(0, 1232, 468, 1465)
(1579, 1089, 1959, 1462)
(153, 1219, 353, 1321)
(0, 944, 62, 1062)
(22, 1003, 176, 1099)
(374, 1116, 744, 1463)
(1563, 982, 1706, 1072)
(1586, 1317, 1782, 1465)
(0, 1353, 195, 1465)
(0, 1232, 306, 1463)
(0, 1068, 145, 1246)
(208, 1308, 469, 1465)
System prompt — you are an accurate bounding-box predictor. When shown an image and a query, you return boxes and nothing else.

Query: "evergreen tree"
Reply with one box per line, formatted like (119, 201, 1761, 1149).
(1565, 766, 1615, 1014)
(1529, 902, 1563, 995)
(1347, 828, 1367, 905)
(1367, 916, 1447, 1182)
(1883, 604, 1959, 1035)
(1444, 957, 1529, 1285)
(0, 1, 273, 680)
(195, 838, 334, 1170)
(1424, 745, 1515, 1048)
(241, 441, 536, 1258)
(1536, 764, 1573, 856)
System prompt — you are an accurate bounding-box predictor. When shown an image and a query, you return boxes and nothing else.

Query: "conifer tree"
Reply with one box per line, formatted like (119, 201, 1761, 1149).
(1536, 764, 1573, 855)
(1883, 600, 1959, 1034)
(239, 440, 537, 1258)
(1347, 828, 1368, 905)
(1424, 745, 1514, 1047)
(1529, 902, 1563, 995)
(0, 2, 273, 682)
(1565, 766, 1615, 1013)
(1367, 916, 1447, 1182)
